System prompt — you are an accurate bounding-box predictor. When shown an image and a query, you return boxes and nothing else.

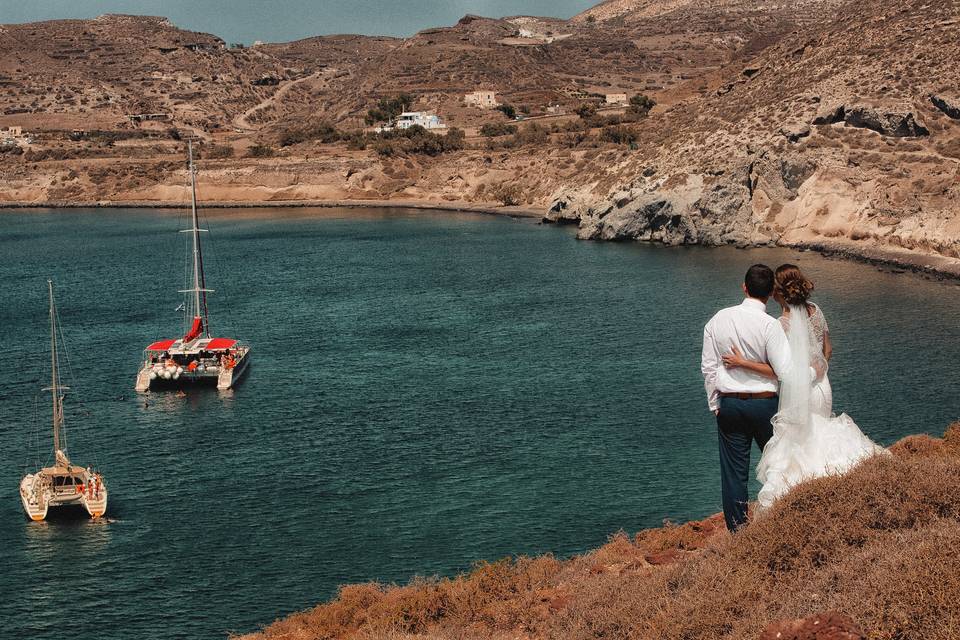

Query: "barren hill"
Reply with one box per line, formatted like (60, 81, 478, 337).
(0, 14, 298, 132)
(553, 0, 960, 270)
(0, 2, 836, 133)
(1, 0, 959, 274)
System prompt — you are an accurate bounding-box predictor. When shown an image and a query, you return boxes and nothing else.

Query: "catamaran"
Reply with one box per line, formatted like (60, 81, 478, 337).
(135, 141, 250, 392)
(20, 281, 108, 521)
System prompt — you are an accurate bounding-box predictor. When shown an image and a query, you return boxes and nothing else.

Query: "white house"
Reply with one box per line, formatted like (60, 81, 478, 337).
(378, 112, 447, 132)
(605, 93, 628, 106)
(464, 90, 499, 109)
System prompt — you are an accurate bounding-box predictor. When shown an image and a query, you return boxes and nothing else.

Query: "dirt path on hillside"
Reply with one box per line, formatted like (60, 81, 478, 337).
(232, 68, 337, 131)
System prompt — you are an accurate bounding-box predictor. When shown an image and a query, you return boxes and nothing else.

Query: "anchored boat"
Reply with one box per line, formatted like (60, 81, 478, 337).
(20, 281, 108, 521)
(135, 141, 250, 392)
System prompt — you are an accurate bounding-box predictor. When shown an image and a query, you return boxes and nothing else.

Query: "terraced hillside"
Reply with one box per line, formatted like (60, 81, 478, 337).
(1, 0, 958, 276)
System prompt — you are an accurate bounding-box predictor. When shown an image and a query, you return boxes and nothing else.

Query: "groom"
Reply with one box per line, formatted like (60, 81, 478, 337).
(701, 264, 791, 532)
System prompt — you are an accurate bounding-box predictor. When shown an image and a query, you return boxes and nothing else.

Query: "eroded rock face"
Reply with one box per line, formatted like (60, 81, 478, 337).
(931, 93, 960, 120)
(543, 196, 585, 224)
(812, 103, 846, 125)
(843, 106, 929, 137)
(570, 146, 825, 249)
(571, 170, 767, 246)
(811, 104, 929, 137)
(542, 190, 593, 224)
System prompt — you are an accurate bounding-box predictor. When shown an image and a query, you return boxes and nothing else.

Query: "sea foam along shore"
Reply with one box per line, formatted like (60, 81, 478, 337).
(236, 424, 960, 640)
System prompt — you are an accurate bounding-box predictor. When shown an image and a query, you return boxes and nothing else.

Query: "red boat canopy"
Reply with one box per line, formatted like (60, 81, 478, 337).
(146, 339, 176, 352)
(206, 338, 237, 350)
(182, 316, 203, 343)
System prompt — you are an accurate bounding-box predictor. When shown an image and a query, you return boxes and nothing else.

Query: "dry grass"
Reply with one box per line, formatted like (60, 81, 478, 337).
(240, 423, 960, 640)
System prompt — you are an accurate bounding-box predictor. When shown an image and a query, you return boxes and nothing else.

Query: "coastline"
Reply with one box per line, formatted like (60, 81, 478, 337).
(788, 240, 960, 280)
(4, 198, 960, 280)
(0, 198, 544, 219)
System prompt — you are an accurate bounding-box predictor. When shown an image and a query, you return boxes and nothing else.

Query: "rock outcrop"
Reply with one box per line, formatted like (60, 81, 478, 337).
(931, 93, 960, 120)
(544, 0, 960, 274)
(842, 105, 929, 137)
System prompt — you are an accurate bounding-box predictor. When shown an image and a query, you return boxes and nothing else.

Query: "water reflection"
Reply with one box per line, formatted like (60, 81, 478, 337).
(24, 512, 112, 557)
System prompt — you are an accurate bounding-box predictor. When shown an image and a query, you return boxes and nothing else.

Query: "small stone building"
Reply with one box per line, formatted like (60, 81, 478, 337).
(605, 93, 628, 105)
(464, 91, 499, 109)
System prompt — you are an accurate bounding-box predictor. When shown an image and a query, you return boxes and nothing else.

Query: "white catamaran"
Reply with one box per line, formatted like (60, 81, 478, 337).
(135, 141, 250, 392)
(20, 281, 108, 521)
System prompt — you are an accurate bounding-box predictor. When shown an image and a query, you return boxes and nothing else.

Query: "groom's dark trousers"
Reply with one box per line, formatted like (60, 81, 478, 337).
(717, 394, 778, 531)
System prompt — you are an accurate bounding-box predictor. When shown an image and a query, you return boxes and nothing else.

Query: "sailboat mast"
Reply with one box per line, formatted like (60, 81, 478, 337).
(48, 280, 62, 456)
(188, 141, 210, 336)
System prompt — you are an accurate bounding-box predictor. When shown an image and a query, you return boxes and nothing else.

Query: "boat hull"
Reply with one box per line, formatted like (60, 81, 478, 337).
(136, 349, 250, 392)
(20, 473, 107, 521)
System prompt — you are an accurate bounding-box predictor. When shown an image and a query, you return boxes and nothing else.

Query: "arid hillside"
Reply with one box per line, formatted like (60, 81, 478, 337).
(0, 1, 833, 133)
(1, 0, 958, 275)
(238, 424, 960, 640)
(0, 15, 295, 132)
(551, 0, 960, 271)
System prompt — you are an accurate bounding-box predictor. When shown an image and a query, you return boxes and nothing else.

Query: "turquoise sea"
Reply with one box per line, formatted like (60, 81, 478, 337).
(1, 207, 958, 638)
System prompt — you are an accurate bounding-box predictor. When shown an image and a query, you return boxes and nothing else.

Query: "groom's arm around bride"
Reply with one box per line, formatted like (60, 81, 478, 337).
(701, 264, 791, 532)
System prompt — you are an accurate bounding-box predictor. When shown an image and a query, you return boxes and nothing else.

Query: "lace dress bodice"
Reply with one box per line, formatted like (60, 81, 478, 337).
(779, 302, 830, 413)
(779, 302, 829, 361)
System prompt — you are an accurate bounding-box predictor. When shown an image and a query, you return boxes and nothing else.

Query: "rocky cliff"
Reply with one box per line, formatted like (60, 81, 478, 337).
(548, 0, 960, 273)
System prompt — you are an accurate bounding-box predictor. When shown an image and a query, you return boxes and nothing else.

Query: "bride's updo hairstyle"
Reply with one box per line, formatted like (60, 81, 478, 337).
(774, 264, 814, 306)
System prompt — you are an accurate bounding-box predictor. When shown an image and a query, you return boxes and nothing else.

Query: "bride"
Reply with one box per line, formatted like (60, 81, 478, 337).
(722, 264, 887, 509)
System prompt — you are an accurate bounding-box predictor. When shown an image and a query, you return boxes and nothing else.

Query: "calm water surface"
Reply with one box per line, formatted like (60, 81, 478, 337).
(1, 207, 958, 639)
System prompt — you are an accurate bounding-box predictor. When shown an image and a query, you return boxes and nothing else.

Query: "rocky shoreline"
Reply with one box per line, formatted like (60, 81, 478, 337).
(7, 196, 960, 280)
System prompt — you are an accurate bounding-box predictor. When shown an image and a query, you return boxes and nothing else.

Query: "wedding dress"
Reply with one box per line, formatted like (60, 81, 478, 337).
(756, 303, 887, 509)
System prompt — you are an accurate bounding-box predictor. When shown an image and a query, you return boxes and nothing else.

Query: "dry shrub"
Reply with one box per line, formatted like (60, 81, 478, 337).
(554, 451, 960, 639)
(492, 183, 523, 206)
(245, 556, 563, 640)
(943, 420, 960, 448)
(242, 430, 960, 640)
(888, 433, 946, 457)
(634, 514, 726, 554)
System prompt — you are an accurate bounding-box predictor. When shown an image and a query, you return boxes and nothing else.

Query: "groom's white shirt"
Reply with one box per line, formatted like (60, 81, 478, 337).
(701, 297, 792, 412)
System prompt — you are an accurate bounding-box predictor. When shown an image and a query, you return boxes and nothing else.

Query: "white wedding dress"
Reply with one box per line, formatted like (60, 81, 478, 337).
(756, 303, 887, 509)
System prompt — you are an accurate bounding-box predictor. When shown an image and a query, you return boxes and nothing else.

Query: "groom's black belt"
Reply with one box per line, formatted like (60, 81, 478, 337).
(720, 391, 778, 400)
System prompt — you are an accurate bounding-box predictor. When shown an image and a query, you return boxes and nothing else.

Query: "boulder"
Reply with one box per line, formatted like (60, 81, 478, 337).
(717, 82, 736, 96)
(543, 203, 579, 224)
(780, 122, 811, 142)
(843, 106, 929, 137)
(812, 103, 845, 125)
(544, 192, 592, 225)
(578, 198, 688, 242)
(931, 93, 960, 120)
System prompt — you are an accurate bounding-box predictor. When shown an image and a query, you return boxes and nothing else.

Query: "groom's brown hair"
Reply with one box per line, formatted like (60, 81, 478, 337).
(744, 264, 775, 299)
